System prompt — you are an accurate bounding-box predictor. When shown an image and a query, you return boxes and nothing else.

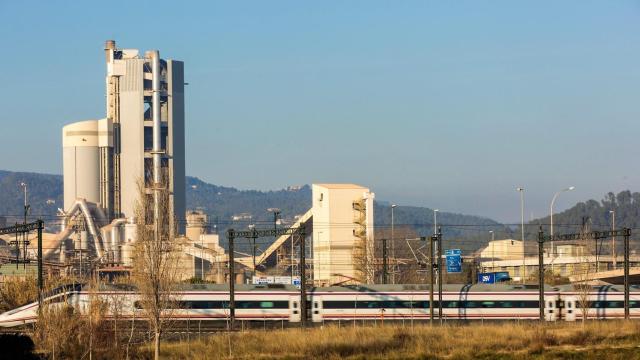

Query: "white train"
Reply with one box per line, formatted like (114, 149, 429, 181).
(1, 283, 639, 328)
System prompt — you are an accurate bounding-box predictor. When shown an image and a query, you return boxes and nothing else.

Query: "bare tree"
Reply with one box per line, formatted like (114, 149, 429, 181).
(575, 219, 593, 324)
(130, 178, 181, 359)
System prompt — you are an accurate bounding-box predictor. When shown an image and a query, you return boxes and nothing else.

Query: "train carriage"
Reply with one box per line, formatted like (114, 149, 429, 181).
(558, 285, 640, 321)
(310, 284, 559, 322)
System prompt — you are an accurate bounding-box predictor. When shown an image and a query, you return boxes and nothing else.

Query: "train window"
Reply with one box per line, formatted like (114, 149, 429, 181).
(548, 302, 553, 308)
(293, 301, 298, 309)
(445, 301, 458, 308)
(608, 301, 622, 308)
(260, 302, 275, 308)
(236, 301, 288, 309)
(320, 300, 540, 309)
(169, 301, 288, 309)
(481, 301, 495, 308)
(44, 295, 67, 305)
(567, 302, 573, 309)
(314, 302, 318, 309)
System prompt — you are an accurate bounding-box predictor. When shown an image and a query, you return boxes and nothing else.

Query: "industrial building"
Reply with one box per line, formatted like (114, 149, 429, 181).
(7, 40, 379, 287)
(63, 40, 185, 225)
(229, 183, 376, 286)
(311, 184, 375, 285)
(37, 40, 186, 269)
(478, 240, 640, 284)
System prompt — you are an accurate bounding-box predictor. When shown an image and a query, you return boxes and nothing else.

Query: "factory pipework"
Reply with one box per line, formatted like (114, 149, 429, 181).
(151, 50, 162, 241)
(110, 218, 127, 263)
(44, 199, 106, 259)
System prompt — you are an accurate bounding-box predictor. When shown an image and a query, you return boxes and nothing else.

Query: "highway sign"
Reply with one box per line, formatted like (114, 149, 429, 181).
(445, 249, 462, 273)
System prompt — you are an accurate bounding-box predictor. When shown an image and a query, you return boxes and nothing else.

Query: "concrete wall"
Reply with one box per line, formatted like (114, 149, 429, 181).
(118, 58, 146, 219)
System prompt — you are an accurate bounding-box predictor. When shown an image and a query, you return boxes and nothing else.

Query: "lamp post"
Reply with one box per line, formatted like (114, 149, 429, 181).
(517, 187, 525, 284)
(433, 209, 439, 235)
(248, 224, 256, 279)
(391, 204, 397, 284)
(489, 230, 495, 271)
(610, 210, 616, 269)
(550, 186, 575, 272)
(20, 182, 28, 224)
(267, 208, 281, 233)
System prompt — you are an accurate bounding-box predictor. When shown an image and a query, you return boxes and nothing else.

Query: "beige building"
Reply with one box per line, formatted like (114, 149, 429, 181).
(312, 184, 375, 286)
(479, 239, 524, 262)
(480, 243, 640, 282)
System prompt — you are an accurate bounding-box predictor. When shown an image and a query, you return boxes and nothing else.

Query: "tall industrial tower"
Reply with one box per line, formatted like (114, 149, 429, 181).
(63, 40, 185, 232)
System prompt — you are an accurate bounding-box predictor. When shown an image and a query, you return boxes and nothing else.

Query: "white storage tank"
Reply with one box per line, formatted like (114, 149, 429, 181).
(62, 120, 102, 211)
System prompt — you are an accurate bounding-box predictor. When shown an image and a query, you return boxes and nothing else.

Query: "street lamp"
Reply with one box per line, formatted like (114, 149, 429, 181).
(391, 204, 397, 284)
(267, 208, 281, 232)
(433, 209, 439, 235)
(20, 182, 28, 223)
(517, 187, 525, 284)
(550, 186, 575, 271)
(610, 210, 616, 269)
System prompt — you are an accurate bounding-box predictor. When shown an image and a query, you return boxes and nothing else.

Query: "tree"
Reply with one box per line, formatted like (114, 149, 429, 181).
(575, 218, 593, 324)
(130, 178, 181, 360)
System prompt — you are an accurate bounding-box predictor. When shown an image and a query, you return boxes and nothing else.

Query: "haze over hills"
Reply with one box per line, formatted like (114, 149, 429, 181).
(2, 169, 636, 252)
(0, 170, 503, 249)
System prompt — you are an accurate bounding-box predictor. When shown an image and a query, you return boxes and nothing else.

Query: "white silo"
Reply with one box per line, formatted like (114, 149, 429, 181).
(62, 119, 103, 211)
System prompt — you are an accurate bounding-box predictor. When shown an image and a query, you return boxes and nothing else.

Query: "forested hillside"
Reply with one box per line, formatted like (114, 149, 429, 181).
(526, 190, 640, 240)
(0, 170, 506, 251)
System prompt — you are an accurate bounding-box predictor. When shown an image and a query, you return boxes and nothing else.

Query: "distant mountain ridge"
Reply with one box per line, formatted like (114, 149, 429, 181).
(0, 169, 505, 252)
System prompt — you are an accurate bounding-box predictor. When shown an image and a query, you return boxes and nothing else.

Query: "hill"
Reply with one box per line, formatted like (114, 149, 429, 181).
(524, 190, 640, 243)
(0, 170, 505, 252)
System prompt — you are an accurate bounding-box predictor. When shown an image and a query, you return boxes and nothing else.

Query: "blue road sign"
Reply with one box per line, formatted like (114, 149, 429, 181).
(478, 272, 496, 284)
(445, 249, 462, 273)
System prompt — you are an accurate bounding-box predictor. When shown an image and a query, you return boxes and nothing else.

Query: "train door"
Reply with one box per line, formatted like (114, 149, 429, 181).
(312, 296, 323, 323)
(564, 297, 576, 321)
(289, 297, 301, 323)
(545, 299, 557, 321)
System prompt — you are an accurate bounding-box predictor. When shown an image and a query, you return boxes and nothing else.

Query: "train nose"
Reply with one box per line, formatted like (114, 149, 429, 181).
(0, 304, 37, 328)
(0, 310, 22, 327)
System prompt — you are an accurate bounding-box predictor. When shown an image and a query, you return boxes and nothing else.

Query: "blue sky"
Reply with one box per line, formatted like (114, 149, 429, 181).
(0, 1, 639, 222)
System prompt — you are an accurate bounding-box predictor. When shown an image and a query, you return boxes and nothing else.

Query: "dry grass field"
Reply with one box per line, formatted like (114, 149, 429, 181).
(156, 321, 640, 359)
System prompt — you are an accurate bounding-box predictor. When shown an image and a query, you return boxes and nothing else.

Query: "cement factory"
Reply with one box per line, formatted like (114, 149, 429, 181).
(21, 40, 376, 286)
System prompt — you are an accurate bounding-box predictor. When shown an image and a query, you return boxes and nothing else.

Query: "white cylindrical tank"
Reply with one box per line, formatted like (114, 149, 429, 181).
(62, 120, 102, 211)
(59, 241, 66, 263)
(121, 244, 134, 266)
(74, 232, 81, 251)
(124, 222, 137, 244)
(80, 231, 89, 251)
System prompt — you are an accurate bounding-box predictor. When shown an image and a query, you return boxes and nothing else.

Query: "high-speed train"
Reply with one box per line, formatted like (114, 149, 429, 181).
(1, 283, 639, 327)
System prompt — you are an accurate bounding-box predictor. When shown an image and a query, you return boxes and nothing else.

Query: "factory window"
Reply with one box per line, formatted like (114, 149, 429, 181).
(144, 126, 169, 151)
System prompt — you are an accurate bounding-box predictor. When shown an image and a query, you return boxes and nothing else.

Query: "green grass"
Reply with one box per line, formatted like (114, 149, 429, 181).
(156, 321, 640, 359)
